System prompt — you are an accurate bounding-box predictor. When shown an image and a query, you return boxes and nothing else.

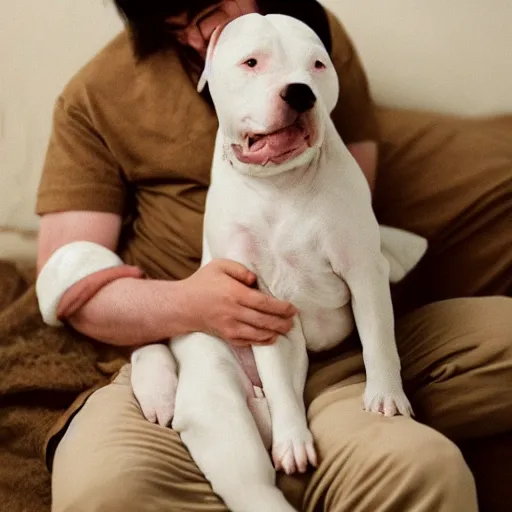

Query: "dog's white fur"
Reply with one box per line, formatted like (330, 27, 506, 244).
(36, 14, 427, 512)
(130, 14, 428, 511)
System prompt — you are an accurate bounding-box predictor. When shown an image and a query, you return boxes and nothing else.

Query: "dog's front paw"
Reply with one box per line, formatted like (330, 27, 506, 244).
(363, 382, 413, 417)
(272, 425, 318, 475)
(131, 344, 178, 427)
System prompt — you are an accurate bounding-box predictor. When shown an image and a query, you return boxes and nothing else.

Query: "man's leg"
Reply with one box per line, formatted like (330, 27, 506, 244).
(300, 370, 476, 511)
(298, 296, 511, 511)
(398, 296, 512, 511)
(397, 297, 512, 439)
(52, 364, 228, 512)
(53, 297, 511, 511)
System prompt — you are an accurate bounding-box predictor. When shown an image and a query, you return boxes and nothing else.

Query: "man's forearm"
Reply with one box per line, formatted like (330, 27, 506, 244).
(347, 140, 378, 193)
(68, 277, 188, 347)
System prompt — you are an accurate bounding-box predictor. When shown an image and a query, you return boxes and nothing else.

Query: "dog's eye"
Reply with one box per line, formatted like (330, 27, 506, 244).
(314, 60, 326, 70)
(244, 58, 258, 68)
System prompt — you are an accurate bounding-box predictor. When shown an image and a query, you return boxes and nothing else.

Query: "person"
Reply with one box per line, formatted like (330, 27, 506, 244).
(35, 1, 511, 511)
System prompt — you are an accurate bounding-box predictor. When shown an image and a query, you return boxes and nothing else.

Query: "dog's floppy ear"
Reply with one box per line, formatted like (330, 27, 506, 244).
(197, 21, 230, 93)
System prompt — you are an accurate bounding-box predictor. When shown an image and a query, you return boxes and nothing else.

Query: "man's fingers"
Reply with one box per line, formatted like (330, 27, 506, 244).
(239, 288, 296, 317)
(216, 259, 256, 286)
(229, 340, 273, 348)
(233, 324, 276, 342)
(227, 324, 277, 346)
(239, 308, 293, 335)
(230, 335, 277, 347)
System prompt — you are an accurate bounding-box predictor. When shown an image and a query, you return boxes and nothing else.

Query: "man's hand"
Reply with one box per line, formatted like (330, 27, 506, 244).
(177, 259, 296, 347)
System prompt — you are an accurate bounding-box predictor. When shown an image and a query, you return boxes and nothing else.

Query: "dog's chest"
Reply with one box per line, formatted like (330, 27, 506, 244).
(230, 205, 350, 311)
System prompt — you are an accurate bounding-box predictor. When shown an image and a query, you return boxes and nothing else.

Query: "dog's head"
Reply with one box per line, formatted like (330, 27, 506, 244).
(199, 13, 339, 176)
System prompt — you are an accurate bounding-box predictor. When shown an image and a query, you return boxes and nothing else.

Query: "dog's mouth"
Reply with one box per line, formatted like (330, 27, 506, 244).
(232, 114, 315, 166)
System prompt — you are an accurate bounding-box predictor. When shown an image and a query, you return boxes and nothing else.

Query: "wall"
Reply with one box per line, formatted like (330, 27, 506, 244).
(0, 1, 122, 232)
(322, 0, 512, 116)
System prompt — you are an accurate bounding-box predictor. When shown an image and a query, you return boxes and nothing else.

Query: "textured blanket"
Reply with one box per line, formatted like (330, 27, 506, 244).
(0, 260, 126, 512)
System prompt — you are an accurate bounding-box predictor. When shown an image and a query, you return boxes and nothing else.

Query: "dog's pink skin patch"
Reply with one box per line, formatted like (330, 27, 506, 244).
(233, 224, 261, 262)
(230, 346, 271, 448)
(284, 251, 300, 269)
(231, 346, 262, 388)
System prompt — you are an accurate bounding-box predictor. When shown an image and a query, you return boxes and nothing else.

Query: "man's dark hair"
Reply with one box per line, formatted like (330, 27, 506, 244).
(113, 0, 332, 59)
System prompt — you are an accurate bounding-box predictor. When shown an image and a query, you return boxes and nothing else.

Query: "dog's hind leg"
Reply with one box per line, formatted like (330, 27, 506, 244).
(171, 332, 296, 512)
(252, 317, 317, 475)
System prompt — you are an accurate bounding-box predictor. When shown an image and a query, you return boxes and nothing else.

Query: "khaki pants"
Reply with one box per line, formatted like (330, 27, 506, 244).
(52, 296, 512, 512)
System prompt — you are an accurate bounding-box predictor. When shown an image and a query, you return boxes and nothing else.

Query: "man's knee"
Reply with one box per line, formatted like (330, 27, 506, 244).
(50, 377, 221, 511)
(389, 433, 476, 510)
(397, 297, 512, 437)
(55, 470, 155, 512)
(322, 427, 477, 512)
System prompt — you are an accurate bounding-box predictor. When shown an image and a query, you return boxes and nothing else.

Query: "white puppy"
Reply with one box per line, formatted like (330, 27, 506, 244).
(131, 13, 426, 512)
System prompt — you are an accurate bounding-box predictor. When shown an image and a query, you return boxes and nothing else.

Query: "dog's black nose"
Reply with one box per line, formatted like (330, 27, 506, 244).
(281, 83, 317, 113)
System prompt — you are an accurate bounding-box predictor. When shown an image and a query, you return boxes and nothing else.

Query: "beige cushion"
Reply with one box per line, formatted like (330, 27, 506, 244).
(374, 107, 512, 306)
